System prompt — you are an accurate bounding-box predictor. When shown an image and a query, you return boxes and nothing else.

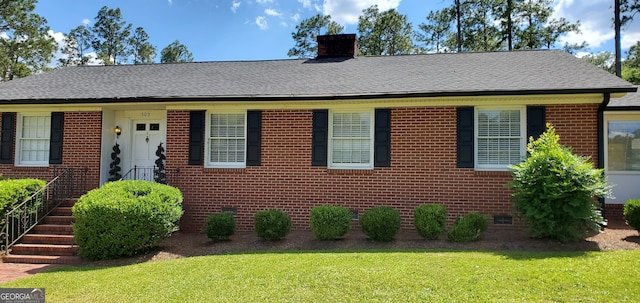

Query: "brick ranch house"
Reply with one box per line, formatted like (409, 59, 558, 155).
(0, 34, 636, 232)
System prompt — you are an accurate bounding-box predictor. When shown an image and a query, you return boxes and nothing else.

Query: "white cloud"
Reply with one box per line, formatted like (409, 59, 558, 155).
(622, 32, 640, 50)
(82, 18, 90, 25)
(256, 0, 273, 3)
(291, 13, 300, 22)
(322, 0, 401, 25)
(255, 16, 268, 30)
(48, 30, 66, 65)
(231, 0, 240, 13)
(265, 8, 281, 17)
(168, 0, 172, 5)
(298, 0, 312, 8)
(553, 0, 640, 53)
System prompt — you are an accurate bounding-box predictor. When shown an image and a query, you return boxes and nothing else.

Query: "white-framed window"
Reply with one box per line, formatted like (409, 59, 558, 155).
(606, 119, 640, 172)
(206, 111, 246, 168)
(329, 110, 374, 169)
(475, 107, 526, 170)
(16, 113, 51, 166)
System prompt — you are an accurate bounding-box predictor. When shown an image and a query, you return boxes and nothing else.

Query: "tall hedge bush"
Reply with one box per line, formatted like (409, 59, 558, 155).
(414, 204, 447, 240)
(310, 205, 352, 240)
(509, 124, 610, 242)
(73, 180, 183, 260)
(0, 178, 46, 218)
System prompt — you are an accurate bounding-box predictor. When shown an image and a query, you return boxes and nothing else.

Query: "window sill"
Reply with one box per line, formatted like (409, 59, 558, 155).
(203, 167, 246, 174)
(328, 169, 374, 176)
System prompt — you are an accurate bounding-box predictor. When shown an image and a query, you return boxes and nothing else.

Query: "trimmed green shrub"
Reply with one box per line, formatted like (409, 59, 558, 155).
(0, 178, 46, 218)
(361, 206, 401, 242)
(624, 199, 640, 231)
(206, 212, 236, 241)
(509, 124, 610, 243)
(254, 209, 291, 241)
(447, 212, 489, 242)
(414, 204, 447, 240)
(310, 205, 352, 240)
(73, 180, 183, 260)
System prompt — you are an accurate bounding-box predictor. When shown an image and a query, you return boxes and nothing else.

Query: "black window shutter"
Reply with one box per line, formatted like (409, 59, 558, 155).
(189, 111, 205, 165)
(246, 111, 261, 166)
(457, 107, 474, 168)
(312, 110, 328, 166)
(527, 106, 546, 141)
(0, 112, 15, 164)
(374, 109, 391, 167)
(49, 112, 64, 164)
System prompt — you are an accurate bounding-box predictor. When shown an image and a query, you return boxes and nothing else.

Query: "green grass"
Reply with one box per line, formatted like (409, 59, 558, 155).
(2, 250, 639, 302)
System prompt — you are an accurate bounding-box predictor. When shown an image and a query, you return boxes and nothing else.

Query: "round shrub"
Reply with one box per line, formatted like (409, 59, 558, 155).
(310, 205, 352, 240)
(72, 180, 183, 260)
(206, 212, 236, 241)
(624, 199, 640, 231)
(254, 209, 291, 241)
(360, 206, 401, 242)
(414, 204, 447, 240)
(447, 212, 489, 242)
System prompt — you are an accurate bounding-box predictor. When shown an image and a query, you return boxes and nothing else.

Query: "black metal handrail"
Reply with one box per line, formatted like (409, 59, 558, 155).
(1, 167, 82, 254)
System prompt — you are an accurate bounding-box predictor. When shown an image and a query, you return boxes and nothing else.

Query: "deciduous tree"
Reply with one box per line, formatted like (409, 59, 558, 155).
(160, 40, 194, 63)
(357, 5, 415, 56)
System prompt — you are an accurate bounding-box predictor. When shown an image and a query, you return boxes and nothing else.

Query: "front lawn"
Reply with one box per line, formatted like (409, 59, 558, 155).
(2, 250, 639, 302)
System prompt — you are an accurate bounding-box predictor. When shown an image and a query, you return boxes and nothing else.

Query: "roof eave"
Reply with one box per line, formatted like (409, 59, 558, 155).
(0, 87, 636, 105)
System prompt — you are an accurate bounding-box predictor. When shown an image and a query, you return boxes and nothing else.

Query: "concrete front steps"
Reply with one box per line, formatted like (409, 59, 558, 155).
(2, 199, 81, 265)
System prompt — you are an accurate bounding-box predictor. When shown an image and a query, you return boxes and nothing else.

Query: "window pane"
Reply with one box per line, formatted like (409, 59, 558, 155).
(331, 112, 371, 166)
(477, 109, 521, 166)
(209, 113, 245, 164)
(19, 115, 50, 164)
(608, 121, 640, 171)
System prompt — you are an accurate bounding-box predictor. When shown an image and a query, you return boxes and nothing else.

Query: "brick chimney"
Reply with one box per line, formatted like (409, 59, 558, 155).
(316, 34, 357, 59)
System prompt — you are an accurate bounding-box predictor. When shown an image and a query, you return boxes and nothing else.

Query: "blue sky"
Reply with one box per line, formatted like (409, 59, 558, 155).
(35, 0, 640, 63)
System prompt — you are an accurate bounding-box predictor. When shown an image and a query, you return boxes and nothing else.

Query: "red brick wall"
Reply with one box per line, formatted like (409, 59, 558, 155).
(0, 111, 102, 194)
(167, 104, 601, 232)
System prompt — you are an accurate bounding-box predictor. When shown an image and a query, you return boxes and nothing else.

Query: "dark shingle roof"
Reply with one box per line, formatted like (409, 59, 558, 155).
(0, 50, 635, 103)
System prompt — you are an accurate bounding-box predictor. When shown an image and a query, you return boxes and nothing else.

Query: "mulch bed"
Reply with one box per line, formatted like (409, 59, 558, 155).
(88, 219, 640, 267)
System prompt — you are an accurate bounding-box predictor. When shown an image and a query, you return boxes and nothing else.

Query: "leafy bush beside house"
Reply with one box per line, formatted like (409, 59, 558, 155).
(414, 204, 447, 240)
(509, 124, 611, 243)
(309, 205, 352, 240)
(0, 178, 46, 219)
(254, 209, 292, 241)
(206, 212, 236, 241)
(624, 199, 640, 231)
(447, 212, 489, 242)
(72, 180, 183, 260)
(360, 206, 401, 242)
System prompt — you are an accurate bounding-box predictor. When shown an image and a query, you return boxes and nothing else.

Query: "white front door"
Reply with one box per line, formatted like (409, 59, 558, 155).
(131, 120, 165, 181)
